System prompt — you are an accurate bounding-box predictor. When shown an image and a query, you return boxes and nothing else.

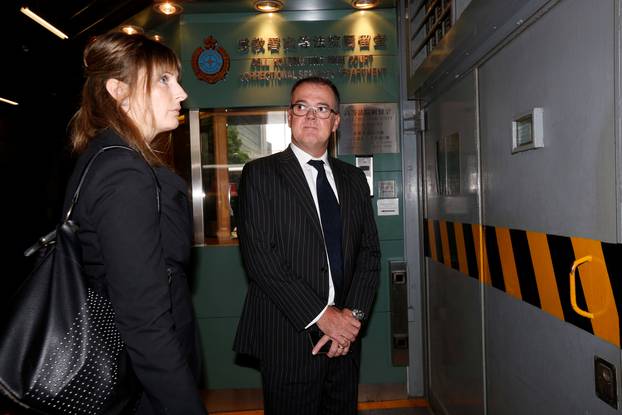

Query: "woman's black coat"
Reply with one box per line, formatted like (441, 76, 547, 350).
(62, 129, 206, 415)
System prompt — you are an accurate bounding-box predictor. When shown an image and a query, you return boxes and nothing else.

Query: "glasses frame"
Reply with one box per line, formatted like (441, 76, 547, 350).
(289, 103, 338, 119)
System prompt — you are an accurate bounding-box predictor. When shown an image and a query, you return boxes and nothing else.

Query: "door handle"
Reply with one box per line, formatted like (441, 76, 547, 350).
(570, 255, 593, 319)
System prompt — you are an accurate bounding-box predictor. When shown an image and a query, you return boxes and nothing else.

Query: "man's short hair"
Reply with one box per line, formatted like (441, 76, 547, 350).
(290, 77, 341, 111)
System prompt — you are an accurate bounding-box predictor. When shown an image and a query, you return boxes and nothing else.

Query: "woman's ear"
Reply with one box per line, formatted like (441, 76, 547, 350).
(105, 78, 130, 109)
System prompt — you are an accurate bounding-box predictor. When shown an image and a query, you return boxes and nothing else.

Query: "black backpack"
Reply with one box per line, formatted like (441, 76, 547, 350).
(0, 145, 157, 414)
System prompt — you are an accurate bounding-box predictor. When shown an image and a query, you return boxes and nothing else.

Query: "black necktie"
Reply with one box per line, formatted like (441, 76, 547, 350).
(308, 160, 344, 306)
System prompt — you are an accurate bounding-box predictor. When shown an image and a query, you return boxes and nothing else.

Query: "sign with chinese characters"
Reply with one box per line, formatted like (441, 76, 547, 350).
(180, 9, 399, 108)
(237, 34, 386, 53)
(237, 33, 388, 84)
(338, 103, 399, 154)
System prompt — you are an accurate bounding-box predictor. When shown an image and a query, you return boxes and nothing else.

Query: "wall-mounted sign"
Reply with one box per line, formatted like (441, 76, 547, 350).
(377, 198, 399, 216)
(181, 9, 399, 107)
(192, 36, 230, 84)
(237, 34, 386, 54)
(377, 180, 396, 198)
(237, 32, 388, 84)
(355, 156, 374, 196)
(240, 55, 386, 83)
(338, 103, 399, 154)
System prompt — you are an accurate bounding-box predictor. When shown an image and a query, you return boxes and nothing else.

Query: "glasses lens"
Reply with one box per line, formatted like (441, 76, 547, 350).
(291, 104, 306, 116)
(316, 107, 331, 119)
(291, 104, 333, 118)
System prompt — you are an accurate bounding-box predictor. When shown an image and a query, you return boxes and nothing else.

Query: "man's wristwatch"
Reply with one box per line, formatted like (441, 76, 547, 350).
(351, 309, 366, 321)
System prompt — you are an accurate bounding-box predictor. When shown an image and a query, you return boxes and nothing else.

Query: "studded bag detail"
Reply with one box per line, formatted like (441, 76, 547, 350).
(0, 145, 157, 414)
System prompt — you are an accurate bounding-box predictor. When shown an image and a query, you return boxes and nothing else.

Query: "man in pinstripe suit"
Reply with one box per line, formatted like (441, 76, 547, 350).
(234, 77, 380, 414)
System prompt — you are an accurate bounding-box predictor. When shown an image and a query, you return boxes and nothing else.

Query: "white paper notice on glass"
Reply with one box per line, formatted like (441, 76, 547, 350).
(377, 198, 399, 216)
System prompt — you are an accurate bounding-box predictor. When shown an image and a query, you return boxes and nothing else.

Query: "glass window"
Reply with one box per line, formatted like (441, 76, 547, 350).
(193, 108, 291, 245)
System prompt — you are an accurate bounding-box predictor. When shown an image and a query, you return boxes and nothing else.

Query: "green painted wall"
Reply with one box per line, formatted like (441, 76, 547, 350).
(173, 8, 405, 390)
(179, 9, 399, 108)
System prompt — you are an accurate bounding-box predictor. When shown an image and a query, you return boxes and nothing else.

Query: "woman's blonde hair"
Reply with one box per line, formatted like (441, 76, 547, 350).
(70, 31, 181, 165)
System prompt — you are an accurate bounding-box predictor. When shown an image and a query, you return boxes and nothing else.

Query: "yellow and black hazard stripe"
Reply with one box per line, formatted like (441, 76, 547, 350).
(424, 218, 621, 348)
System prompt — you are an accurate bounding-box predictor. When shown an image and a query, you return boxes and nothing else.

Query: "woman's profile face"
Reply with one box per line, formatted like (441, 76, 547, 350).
(129, 67, 188, 141)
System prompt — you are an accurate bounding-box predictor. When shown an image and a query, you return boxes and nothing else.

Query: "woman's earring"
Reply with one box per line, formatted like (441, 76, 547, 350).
(121, 99, 129, 110)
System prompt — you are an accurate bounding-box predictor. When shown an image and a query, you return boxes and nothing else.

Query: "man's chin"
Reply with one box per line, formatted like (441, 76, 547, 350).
(300, 134, 327, 143)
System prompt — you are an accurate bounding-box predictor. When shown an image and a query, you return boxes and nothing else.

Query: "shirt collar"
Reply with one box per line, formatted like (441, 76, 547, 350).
(290, 143, 330, 167)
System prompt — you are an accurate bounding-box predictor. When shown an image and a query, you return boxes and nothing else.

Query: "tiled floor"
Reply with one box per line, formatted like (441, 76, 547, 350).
(204, 383, 434, 415)
(361, 409, 432, 415)
(359, 403, 433, 415)
(1, 384, 434, 415)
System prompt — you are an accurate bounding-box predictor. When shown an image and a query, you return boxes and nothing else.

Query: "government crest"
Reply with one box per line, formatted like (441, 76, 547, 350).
(192, 36, 230, 84)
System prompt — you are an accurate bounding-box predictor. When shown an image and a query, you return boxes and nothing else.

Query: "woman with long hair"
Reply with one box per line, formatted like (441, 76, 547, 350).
(63, 31, 207, 414)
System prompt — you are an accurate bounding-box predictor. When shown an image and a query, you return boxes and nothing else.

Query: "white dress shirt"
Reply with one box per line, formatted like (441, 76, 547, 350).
(290, 143, 340, 328)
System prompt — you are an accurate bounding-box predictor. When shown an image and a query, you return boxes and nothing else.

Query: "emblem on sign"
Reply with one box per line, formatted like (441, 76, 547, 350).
(192, 36, 230, 84)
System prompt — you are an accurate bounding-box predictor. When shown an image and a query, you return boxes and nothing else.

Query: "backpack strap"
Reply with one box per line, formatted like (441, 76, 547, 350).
(24, 145, 161, 258)
(64, 145, 161, 222)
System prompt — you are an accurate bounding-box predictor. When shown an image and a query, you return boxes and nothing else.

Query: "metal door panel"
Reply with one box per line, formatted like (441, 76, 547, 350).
(424, 72, 484, 415)
(486, 286, 619, 415)
(478, 0, 616, 241)
(478, 0, 621, 413)
(428, 260, 484, 415)
(425, 72, 479, 225)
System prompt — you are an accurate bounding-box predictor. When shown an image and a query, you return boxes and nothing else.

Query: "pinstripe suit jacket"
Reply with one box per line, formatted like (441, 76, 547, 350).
(233, 146, 380, 377)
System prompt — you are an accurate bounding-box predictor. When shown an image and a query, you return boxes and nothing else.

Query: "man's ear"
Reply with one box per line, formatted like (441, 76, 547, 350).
(331, 113, 341, 132)
(105, 78, 129, 104)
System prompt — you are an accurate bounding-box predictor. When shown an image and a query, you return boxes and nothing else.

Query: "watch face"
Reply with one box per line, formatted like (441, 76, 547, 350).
(198, 49, 223, 75)
(352, 309, 365, 321)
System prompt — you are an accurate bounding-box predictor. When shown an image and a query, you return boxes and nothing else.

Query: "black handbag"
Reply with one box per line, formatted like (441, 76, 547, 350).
(0, 145, 157, 414)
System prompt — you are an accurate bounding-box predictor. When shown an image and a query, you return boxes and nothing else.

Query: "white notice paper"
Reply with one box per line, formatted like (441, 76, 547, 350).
(377, 198, 399, 216)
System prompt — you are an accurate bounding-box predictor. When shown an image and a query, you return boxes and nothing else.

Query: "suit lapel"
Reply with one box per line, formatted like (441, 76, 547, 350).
(277, 147, 324, 240)
(329, 158, 352, 262)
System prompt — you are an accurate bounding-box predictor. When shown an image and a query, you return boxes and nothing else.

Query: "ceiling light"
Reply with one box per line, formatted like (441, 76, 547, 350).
(20, 7, 68, 40)
(0, 97, 19, 106)
(351, 0, 379, 10)
(120, 25, 144, 35)
(253, 0, 284, 13)
(154, 2, 183, 16)
(151, 34, 165, 42)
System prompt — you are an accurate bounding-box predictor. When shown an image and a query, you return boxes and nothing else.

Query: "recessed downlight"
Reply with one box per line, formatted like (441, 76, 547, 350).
(120, 25, 144, 35)
(351, 0, 379, 10)
(254, 0, 284, 13)
(154, 2, 184, 16)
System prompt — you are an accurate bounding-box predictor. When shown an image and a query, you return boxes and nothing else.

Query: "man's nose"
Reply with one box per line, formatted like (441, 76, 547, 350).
(305, 107, 317, 119)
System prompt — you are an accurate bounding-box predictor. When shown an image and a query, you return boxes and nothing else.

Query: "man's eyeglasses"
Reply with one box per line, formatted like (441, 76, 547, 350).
(290, 103, 338, 119)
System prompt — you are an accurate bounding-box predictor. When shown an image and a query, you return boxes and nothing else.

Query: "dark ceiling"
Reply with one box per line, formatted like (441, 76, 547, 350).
(1, 0, 396, 108)
(1, 0, 152, 107)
